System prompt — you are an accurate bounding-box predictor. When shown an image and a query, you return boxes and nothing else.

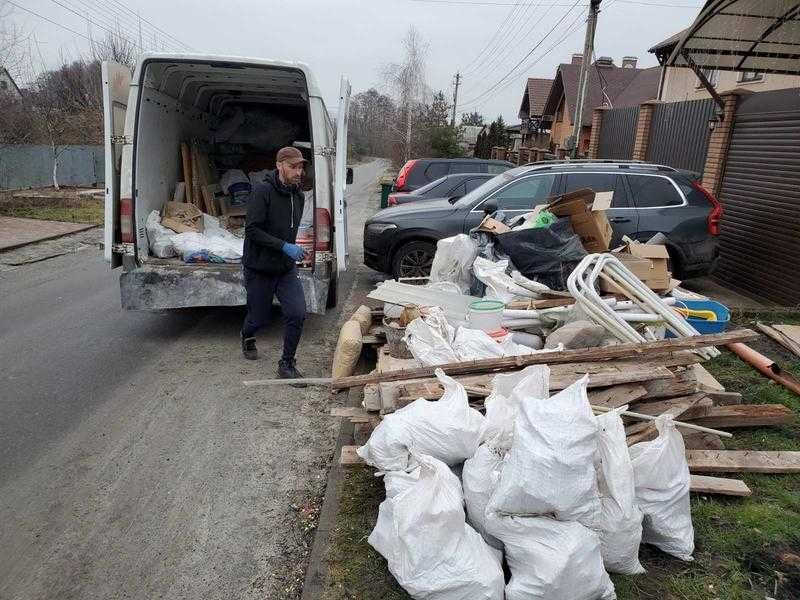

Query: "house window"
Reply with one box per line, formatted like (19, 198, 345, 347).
(739, 70, 763, 83)
(696, 68, 718, 88)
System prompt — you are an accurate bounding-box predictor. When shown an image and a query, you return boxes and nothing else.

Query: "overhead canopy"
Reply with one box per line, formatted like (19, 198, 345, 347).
(665, 0, 800, 75)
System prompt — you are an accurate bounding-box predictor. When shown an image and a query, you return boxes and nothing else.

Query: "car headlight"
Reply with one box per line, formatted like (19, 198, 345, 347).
(365, 223, 397, 236)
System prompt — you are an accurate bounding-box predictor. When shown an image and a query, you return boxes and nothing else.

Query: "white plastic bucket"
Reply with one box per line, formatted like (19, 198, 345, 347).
(468, 299, 505, 333)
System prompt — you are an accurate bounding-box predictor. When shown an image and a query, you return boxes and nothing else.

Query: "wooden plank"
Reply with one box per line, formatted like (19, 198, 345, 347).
(691, 363, 725, 392)
(588, 383, 648, 409)
(331, 330, 758, 389)
(706, 390, 743, 406)
(689, 404, 795, 429)
(681, 431, 725, 450)
(626, 394, 706, 446)
(686, 450, 800, 473)
(340, 445, 366, 466)
(629, 395, 712, 419)
(757, 323, 800, 358)
(329, 407, 376, 423)
(180, 142, 193, 205)
(363, 384, 382, 411)
(639, 368, 697, 399)
(690, 475, 752, 497)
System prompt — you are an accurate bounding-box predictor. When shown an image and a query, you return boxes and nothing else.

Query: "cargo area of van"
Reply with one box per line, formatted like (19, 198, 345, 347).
(103, 55, 350, 313)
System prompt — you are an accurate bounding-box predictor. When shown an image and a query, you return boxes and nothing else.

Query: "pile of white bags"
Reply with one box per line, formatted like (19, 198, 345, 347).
(356, 370, 485, 471)
(429, 234, 479, 294)
(462, 443, 504, 549)
(487, 376, 601, 527)
(595, 407, 645, 575)
(630, 416, 695, 561)
(369, 454, 505, 600)
(145, 211, 177, 258)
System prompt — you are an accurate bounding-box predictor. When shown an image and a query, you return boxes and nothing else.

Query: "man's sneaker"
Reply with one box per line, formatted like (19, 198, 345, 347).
(278, 359, 306, 387)
(241, 334, 258, 360)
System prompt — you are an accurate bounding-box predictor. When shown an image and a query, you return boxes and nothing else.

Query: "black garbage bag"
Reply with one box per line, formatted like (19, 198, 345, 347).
(494, 217, 587, 290)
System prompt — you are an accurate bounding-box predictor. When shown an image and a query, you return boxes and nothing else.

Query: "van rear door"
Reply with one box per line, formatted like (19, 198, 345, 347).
(101, 61, 131, 267)
(333, 76, 351, 273)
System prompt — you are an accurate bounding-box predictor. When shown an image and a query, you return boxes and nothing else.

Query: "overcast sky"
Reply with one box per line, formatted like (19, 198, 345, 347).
(15, 0, 702, 122)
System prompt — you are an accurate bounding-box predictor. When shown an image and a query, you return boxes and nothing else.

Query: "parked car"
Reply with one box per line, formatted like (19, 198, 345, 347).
(393, 158, 514, 193)
(364, 160, 722, 280)
(387, 173, 494, 206)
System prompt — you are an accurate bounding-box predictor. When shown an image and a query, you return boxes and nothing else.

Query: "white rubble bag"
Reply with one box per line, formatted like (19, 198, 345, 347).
(481, 365, 550, 451)
(595, 407, 645, 575)
(429, 234, 479, 294)
(145, 211, 176, 258)
(369, 454, 505, 600)
(356, 369, 485, 471)
(487, 375, 601, 527)
(462, 444, 504, 549)
(452, 327, 538, 362)
(629, 416, 695, 561)
(383, 467, 421, 499)
(403, 309, 459, 366)
(485, 512, 616, 600)
(473, 257, 537, 303)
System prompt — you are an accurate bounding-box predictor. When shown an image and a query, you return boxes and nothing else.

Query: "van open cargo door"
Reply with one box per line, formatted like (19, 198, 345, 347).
(333, 76, 351, 273)
(101, 61, 131, 267)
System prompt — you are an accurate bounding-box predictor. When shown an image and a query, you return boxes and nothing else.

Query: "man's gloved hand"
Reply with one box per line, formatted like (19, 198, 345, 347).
(281, 242, 306, 262)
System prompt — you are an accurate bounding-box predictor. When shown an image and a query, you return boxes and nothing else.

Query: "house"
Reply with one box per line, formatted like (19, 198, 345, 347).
(540, 54, 660, 155)
(649, 29, 800, 102)
(505, 123, 522, 151)
(459, 124, 486, 155)
(517, 77, 553, 148)
(0, 67, 22, 99)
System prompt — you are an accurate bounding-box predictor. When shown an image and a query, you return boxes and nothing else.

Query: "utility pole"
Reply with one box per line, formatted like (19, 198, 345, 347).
(451, 71, 461, 127)
(570, 0, 601, 158)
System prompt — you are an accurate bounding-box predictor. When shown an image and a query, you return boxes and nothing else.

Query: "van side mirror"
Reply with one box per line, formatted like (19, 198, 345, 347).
(482, 198, 498, 215)
(346, 167, 354, 185)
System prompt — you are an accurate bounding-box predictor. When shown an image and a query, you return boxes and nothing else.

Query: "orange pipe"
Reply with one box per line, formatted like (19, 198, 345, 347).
(727, 342, 800, 396)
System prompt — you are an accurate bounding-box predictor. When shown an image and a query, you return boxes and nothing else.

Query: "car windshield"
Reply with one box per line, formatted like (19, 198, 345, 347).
(454, 166, 532, 208)
(412, 176, 449, 196)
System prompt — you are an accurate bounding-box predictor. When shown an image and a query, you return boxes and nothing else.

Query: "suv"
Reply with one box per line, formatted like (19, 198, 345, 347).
(388, 173, 494, 206)
(393, 158, 514, 193)
(364, 160, 722, 280)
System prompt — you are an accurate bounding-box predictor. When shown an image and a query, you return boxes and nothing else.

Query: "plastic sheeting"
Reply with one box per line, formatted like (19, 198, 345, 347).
(145, 210, 176, 258)
(595, 408, 645, 575)
(170, 217, 244, 263)
(369, 454, 505, 600)
(356, 370, 485, 471)
(429, 234, 479, 294)
(472, 257, 536, 304)
(629, 417, 695, 561)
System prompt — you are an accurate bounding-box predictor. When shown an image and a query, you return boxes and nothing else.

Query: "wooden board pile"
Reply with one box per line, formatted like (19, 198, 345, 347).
(335, 321, 800, 498)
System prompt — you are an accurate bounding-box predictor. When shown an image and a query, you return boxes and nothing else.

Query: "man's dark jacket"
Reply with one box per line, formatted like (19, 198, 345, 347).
(243, 170, 305, 275)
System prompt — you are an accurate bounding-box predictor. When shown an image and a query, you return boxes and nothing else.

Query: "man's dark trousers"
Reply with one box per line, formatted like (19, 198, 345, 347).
(241, 266, 306, 363)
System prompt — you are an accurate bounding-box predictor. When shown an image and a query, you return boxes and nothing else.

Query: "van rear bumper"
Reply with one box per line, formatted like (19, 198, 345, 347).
(120, 262, 331, 314)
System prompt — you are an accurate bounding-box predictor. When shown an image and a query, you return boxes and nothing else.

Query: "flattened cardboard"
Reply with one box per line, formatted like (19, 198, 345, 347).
(478, 216, 511, 234)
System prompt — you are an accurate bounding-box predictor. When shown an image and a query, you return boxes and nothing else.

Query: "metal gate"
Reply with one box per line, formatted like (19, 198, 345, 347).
(716, 88, 800, 306)
(598, 106, 638, 160)
(646, 98, 716, 174)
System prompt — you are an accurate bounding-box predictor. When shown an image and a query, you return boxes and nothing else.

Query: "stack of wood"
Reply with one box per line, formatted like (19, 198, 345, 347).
(179, 140, 222, 217)
(334, 325, 800, 498)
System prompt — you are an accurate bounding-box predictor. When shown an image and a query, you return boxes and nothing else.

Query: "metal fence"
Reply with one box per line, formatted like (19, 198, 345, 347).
(597, 105, 639, 160)
(646, 98, 716, 174)
(0, 144, 104, 191)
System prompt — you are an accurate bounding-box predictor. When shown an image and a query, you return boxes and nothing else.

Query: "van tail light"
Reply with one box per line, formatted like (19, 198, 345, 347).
(315, 207, 331, 251)
(692, 180, 722, 236)
(394, 159, 417, 192)
(120, 196, 134, 243)
(388, 194, 399, 206)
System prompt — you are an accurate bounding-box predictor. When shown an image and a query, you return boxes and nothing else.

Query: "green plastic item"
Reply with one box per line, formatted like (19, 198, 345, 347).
(380, 182, 393, 208)
(532, 209, 557, 228)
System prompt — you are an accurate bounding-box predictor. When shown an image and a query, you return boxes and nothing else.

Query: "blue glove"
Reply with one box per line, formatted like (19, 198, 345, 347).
(282, 242, 306, 262)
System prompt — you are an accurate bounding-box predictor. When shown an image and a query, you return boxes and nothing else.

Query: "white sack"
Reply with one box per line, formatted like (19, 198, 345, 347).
(485, 513, 616, 600)
(171, 227, 244, 262)
(403, 309, 459, 366)
(629, 416, 694, 561)
(145, 210, 176, 258)
(429, 234, 479, 294)
(356, 369, 485, 471)
(595, 407, 645, 575)
(369, 454, 505, 600)
(487, 375, 601, 526)
(219, 168, 251, 194)
(462, 444, 504, 549)
(384, 467, 421, 500)
(473, 257, 537, 303)
(452, 327, 540, 362)
(482, 365, 550, 451)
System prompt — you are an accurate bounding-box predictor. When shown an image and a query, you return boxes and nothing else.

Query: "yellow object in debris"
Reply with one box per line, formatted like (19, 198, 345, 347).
(675, 307, 717, 321)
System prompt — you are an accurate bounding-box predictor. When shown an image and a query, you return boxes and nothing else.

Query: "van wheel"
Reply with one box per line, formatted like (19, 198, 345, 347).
(392, 241, 435, 280)
(326, 271, 338, 308)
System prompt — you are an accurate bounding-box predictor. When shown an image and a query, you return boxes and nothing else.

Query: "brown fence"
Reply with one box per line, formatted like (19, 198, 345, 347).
(646, 99, 717, 174)
(597, 106, 638, 160)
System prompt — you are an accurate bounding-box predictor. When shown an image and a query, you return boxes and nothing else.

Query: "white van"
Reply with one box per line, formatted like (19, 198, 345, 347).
(101, 53, 351, 314)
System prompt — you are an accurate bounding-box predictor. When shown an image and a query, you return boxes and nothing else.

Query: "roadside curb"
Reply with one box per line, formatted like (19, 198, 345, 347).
(0, 223, 99, 253)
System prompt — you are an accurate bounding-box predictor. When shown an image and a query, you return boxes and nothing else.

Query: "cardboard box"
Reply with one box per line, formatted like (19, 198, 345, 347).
(546, 188, 613, 252)
(600, 242, 672, 292)
(162, 201, 204, 233)
(478, 216, 511, 234)
(599, 254, 656, 293)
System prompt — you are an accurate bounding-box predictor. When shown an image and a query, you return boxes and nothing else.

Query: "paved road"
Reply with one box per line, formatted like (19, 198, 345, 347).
(0, 159, 387, 600)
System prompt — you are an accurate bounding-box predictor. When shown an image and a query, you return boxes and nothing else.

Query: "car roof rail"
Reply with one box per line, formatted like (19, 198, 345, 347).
(523, 159, 677, 172)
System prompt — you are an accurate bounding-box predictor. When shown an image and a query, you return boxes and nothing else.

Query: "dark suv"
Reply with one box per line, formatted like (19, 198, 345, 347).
(364, 161, 722, 280)
(393, 158, 514, 193)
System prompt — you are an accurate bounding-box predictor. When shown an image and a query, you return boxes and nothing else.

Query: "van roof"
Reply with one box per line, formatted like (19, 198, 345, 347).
(133, 52, 323, 99)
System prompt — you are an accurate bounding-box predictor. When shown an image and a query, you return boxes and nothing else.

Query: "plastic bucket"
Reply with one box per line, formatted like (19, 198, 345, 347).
(667, 300, 730, 337)
(468, 300, 505, 333)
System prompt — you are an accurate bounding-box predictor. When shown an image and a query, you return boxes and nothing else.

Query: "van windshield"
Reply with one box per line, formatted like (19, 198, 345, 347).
(454, 166, 531, 209)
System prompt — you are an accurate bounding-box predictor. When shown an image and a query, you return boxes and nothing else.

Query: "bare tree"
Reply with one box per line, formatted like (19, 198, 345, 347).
(90, 28, 137, 70)
(382, 27, 430, 163)
(0, 1, 27, 78)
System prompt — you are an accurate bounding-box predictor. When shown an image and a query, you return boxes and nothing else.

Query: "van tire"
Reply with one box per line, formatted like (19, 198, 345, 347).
(392, 240, 436, 280)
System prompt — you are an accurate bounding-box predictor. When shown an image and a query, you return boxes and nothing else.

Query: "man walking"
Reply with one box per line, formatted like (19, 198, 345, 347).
(241, 146, 308, 380)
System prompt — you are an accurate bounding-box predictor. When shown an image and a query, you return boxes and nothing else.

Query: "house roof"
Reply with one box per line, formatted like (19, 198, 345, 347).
(518, 77, 554, 119)
(648, 29, 688, 61)
(541, 61, 660, 126)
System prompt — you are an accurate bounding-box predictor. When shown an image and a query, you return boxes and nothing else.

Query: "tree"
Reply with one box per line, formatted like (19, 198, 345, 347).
(91, 28, 137, 69)
(429, 125, 462, 158)
(0, 1, 27, 79)
(461, 111, 484, 127)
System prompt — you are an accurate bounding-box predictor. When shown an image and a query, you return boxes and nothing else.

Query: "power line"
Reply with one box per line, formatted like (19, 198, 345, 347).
(4, 0, 92, 42)
(461, 1, 532, 75)
(408, 0, 699, 5)
(96, 0, 192, 50)
(43, 0, 137, 44)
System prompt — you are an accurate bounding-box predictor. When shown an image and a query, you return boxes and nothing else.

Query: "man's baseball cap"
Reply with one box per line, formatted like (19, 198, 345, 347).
(276, 146, 308, 166)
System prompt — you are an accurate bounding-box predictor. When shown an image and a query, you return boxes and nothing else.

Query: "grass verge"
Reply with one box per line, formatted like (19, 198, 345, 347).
(321, 311, 800, 600)
(0, 199, 104, 225)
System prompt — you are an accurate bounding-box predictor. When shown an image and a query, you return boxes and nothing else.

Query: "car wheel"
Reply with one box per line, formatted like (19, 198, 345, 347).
(392, 240, 436, 279)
